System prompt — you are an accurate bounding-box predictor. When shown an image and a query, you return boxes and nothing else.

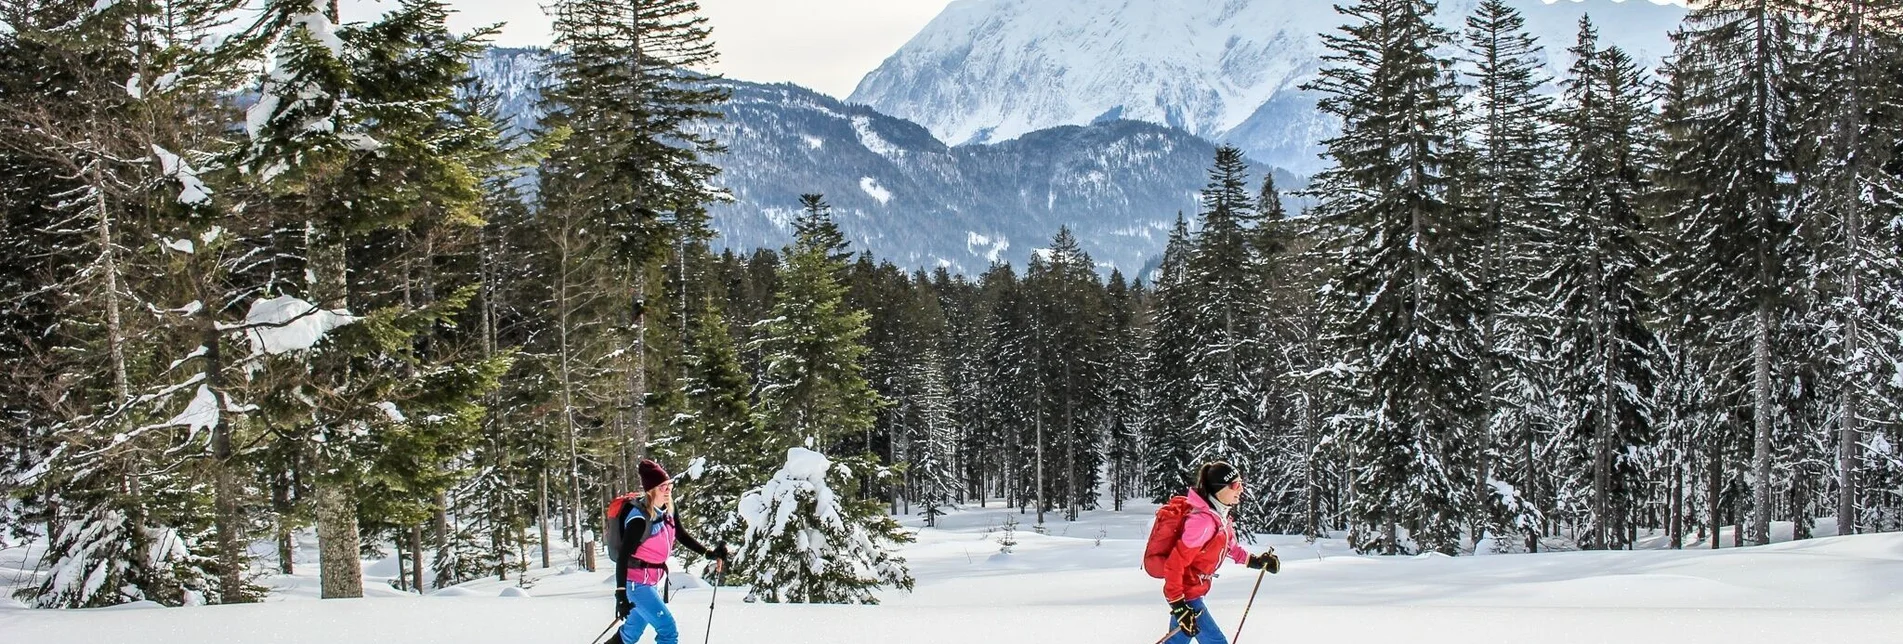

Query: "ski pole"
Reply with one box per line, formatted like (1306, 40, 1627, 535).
(1231, 566, 1269, 644)
(1152, 627, 1183, 644)
(588, 618, 622, 644)
(702, 563, 723, 644)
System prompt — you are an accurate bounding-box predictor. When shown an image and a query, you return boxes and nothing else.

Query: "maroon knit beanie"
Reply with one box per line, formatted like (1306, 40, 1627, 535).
(638, 459, 670, 492)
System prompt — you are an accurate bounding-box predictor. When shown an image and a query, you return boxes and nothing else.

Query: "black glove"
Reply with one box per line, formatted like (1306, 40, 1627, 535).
(711, 543, 730, 562)
(1247, 551, 1281, 574)
(614, 588, 632, 619)
(1169, 599, 1200, 636)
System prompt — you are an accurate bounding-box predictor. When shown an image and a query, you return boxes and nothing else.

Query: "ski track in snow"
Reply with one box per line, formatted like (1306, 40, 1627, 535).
(3, 501, 1901, 643)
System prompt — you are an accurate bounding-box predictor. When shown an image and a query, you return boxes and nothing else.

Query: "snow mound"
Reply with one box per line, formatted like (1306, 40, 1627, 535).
(497, 587, 530, 598)
(0, 597, 27, 610)
(363, 555, 402, 578)
(667, 572, 707, 591)
(98, 600, 165, 611)
(429, 587, 480, 598)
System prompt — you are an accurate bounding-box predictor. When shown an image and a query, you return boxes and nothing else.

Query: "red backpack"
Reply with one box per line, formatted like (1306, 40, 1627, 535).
(1142, 496, 1196, 578)
(603, 493, 643, 558)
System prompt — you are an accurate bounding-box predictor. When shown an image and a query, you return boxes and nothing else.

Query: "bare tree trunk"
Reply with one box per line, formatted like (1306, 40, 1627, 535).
(1750, 302, 1774, 546)
(410, 525, 426, 592)
(1837, 1, 1870, 537)
(1525, 416, 1539, 553)
(310, 220, 363, 598)
(539, 470, 552, 569)
(274, 479, 296, 574)
(433, 493, 451, 588)
(315, 484, 363, 598)
(1063, 368, 1076, 522)
(204, 306, 250, 602)
(1708, 449, 1722, 550)
(556, 231, 584, 548)
(628, 268, 648, 491)
(1305, 390, 1321, 540)
(1670, 448, 1684, 549)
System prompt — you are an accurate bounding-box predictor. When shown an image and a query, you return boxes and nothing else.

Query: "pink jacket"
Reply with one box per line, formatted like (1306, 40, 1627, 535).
(1163, 488, 1249, 601)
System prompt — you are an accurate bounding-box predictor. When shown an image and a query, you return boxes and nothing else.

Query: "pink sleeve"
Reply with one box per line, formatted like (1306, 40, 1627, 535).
(1228, 541, 1248, 564)
(1180, 513, 1216, 549)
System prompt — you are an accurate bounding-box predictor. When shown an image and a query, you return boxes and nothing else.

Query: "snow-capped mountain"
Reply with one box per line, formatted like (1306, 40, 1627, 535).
(848, 0, 1687, 175)
(472, 49, 1296, 274)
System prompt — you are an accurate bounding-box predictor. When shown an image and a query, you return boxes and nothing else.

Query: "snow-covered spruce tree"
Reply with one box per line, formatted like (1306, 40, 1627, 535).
(1656, 0, 1808, 546)
(440, 79, 549, 585)
(1647, 45, 1749, 550)
(1795, 0, 1903, 535)
(874, 276, 958, 523)
(1255, 181, 1332, 537)
(1252, 176, 1325, 536)
(538, 0, 728, 535)
(899, 345, 959, 526)
(1102, 270, 1149, 512)
(977, 263, 1036, 508)
(236, 0, 504, 597)
(1142, 215, 1199, 502)
(1457, 0, 1553, 551)
(844, 257, 908, 506)
(754, 195, 882, 456)
(1303, 0, 1484, 556)
(932, 269, 990, 505)
(1, 0, 262, 607)
(1185, 146, 1273, 534)
(1544, 20, 1662, 550)
(1027, 228, 1110, 521)
(736, 447, 914, 604)
(657, 293, 766, 562)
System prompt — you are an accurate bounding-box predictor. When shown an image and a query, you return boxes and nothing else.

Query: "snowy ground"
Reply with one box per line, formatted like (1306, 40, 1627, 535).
(4, 500, 1902, 643)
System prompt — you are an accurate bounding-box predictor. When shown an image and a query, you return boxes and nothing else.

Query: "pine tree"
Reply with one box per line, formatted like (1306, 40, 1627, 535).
(1545, 20, 1662, 550)
(1143, 215, 1199, 502)
(660, 292, 765, 558)
(236, 0, 505, 597)
(977, 263, 1036, 509)
(754, 194, 882, 459)
(1659, 0, 1808, 546)
(1, 0, 265, 607)
(537, 0, 729, 541)
(1185, 146, 1274, 533)
(1458, 0, 1553, 551)
(1252, 177, 1323, 536)
(1025, 228, 1109, 521)
(1797, 0, 1903, 536)
(1102, 270, 1148, 512)
(1305, 0, 1483, 555)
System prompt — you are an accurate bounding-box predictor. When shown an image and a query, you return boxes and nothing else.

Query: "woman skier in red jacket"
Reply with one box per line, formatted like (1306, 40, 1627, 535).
(1161, 461, 1279, 644)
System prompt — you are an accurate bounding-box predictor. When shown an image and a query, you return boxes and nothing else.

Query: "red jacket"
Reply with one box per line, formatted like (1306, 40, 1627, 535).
(1162, 489, 1249, 602)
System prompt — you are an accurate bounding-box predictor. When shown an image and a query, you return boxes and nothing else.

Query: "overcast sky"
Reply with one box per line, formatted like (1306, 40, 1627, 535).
(335, 0, 955, 99)
(336, 0, 1688, 100)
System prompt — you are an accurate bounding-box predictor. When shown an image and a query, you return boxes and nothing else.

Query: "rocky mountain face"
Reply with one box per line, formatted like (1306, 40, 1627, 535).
(848, 0, 1687, 175)
(473, 48, 1297, 274)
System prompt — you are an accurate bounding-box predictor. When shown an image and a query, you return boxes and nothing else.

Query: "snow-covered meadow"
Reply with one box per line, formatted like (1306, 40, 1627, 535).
(5, 500, 1900, 644)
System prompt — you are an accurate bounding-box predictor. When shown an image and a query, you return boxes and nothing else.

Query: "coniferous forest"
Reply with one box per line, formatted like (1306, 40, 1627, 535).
(3, 0, 1903, 609)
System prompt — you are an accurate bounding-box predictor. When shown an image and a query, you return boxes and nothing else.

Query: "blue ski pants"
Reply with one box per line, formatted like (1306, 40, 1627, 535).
(619, 582, 678, 644)
(1164, 597, 1228, 644)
